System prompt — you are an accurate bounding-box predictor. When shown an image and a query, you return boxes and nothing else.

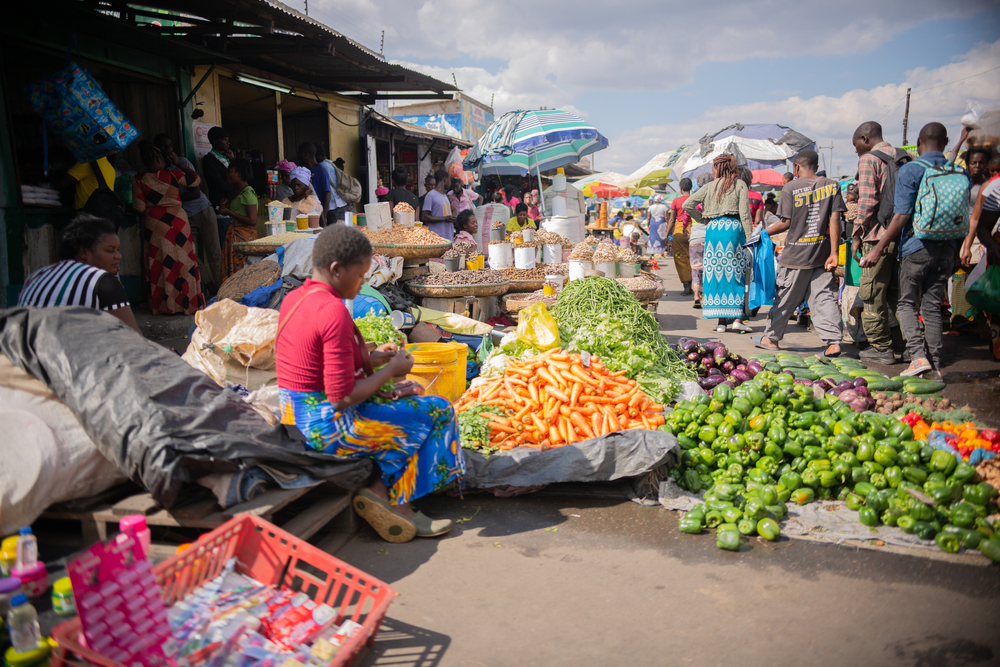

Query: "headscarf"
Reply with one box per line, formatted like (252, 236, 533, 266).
(654, 194, 663, 204)
(375, 186, 389, 196)
(711, 154, 739, 201)
(275, 159, 296, 173)
(290, 166, 313, 188)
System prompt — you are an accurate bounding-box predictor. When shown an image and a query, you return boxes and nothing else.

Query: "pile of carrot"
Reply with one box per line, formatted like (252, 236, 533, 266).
(454, 347, 665, 451)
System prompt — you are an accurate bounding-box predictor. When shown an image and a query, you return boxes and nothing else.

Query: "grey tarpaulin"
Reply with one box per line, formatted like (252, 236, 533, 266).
(0, 307, 372, 508)
(462, 430, 678, 489)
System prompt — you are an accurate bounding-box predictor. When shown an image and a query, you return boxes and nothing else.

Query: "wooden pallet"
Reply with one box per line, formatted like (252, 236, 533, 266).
(41, 484, 353, 547)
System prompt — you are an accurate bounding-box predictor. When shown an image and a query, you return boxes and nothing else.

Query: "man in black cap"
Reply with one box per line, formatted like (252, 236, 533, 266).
(203, 126, 237, 207)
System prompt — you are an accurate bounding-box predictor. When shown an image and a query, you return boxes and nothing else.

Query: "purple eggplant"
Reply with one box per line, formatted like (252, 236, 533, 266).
(855, 386, 871, 398)
(708, 367, 724, 377)
(837, 380, 855, 391)
(699, 375, 726, 389)
(721, 380, 735, 389)
(680, 339, 698, 352)
(688, 351, 701, 363)
(713, 344, 729, 363)
(736, 363, 747, 372)
(746, 360, 763, 378)
(819, 378, 837, 390)
(852, 377, 869, 388)
(730, 369, 751, 384)
(701, 341, 722, 352)
(829, 387, 843, 397)
(838, 389, 858, 404)
(722, 360, 735, 373)
(701, 356, 716, 370)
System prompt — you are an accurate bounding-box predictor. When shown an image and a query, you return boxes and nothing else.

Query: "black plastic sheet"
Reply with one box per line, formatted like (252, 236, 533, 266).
(0, 307, 372, 508)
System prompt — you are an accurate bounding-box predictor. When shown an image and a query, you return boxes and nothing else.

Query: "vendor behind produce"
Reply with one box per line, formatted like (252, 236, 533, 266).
(17, 214, 141, 333)
(453, 209, 479, 250)
(422, 169, 456, 241)
(276, 225, 463, 543)
(387, 165, 420, 213)
(506, 202, 536, 232)
(282, 167, 321, 215)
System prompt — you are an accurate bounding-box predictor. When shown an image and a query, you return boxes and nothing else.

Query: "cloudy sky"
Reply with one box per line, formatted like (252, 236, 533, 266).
(306, 0, 1000, 177)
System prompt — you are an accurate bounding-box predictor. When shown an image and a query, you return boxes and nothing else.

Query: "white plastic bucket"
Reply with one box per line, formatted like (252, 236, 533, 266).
(542, 244, 563, 264)
(551, 196, 567, 217)
(619, 262, 637, 278)
(391, 310, 416, 329)
(545, 274, 564, 290)
(514, 246, 537, 270)
(489, 242, 514, 269)
(266, 222, 284, 236)
(393, 210, 415, 227)
(568, 260, 593, 281)
(267, 202, 284, 223)
(522, 228, 535, 243)
(595, 261, 617, 278)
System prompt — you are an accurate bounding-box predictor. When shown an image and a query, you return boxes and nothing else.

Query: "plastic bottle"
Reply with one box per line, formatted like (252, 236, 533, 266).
(6, 594, 41, 653)
(118, 515, 151, 559)
(14, 528, 36, 571)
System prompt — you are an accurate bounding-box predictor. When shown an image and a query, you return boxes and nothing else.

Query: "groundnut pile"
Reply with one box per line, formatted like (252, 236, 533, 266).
(592, 243, 619, 263)
(498, 264, 567, 281)
(453, 241, 478, 256)
(443, 248, 461, 258)
(618, 248, 640, 263)
(535, 230, 573, 248)
(568, 242, 594, 261)
(617, 276, 660, 291)
(409, 269, 508, 286)
(392, 202, 415, 212)
(361, 223, 448, 245)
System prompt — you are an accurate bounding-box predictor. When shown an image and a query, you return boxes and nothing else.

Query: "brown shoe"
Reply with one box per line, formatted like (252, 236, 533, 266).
(353, 489, 416, 543)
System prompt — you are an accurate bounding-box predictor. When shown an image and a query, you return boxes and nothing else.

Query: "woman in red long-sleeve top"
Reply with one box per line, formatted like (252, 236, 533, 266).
(276, 225, 462, 543)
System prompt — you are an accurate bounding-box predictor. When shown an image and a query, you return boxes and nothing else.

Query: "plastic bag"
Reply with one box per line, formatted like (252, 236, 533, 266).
(966, 263, 1000, 315)
(445, 147, 470, 184)
(748, 228, 775, 310)
(515, 302, 561, 351)
(962, 99, 1000, 151)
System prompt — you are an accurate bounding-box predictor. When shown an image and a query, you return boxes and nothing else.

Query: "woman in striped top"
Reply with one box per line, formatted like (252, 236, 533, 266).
(18, 214, 141, 333)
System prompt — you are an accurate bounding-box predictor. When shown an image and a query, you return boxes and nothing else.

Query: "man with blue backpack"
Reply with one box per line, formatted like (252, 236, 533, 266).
(860, 122, 970, 381)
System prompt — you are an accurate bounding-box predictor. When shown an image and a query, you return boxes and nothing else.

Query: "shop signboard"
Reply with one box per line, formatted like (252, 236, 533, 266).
(192, 121, 216, 157)
(397, 113, 463, 139)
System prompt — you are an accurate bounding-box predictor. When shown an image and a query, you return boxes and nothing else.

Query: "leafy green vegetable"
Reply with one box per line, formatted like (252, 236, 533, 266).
(550, 278, 693, 402)
(457, 402, 512, 457)
(354, 313, 405, 347)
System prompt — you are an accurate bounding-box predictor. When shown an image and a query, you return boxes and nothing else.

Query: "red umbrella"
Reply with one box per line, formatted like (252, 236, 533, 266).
(590, 184, 630, 198)
(752, 169, 785, 186)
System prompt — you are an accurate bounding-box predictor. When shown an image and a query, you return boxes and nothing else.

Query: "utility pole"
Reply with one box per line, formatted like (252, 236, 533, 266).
(380, 30, 384, 55)
(902, 87, 912, 145)
(304, 0, 307, 15)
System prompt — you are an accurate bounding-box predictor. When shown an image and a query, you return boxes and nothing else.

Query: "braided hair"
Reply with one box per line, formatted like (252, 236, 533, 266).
(712, 154, 739, 201)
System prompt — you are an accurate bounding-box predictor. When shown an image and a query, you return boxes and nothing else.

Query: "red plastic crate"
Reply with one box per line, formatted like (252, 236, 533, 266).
(51, 514, 395, 667)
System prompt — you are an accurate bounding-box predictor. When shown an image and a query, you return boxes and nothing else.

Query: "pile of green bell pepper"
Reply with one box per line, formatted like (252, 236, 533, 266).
(666, 368, 1000, 559)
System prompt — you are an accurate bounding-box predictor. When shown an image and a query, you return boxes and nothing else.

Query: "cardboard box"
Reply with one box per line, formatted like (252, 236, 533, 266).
(364, 202, 392, 231)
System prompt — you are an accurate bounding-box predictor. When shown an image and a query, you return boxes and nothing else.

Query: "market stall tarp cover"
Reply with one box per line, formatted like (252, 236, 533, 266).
(0, 307, 372, 508)
(463, 430, 678, 489)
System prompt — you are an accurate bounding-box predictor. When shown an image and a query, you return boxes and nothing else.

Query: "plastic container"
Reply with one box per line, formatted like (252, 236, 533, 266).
(521, 228, 535, 243)
(15, 529, 36, 572)
(266, 201, 284, 223)
(265, 222, 284, 236)
(444, 256, 461, 272)
(296, 214, 309, 230)
(514, 245, 536, 270)
(488, 242, 513, 270)
(465, 260, 478, 270)
(390, 310, 416, 330)
(50, 579, 74, 617)
(619, 262, 637, 278)
(568, 260, 593, 281)
(445, 342, 469, 393)
(477, 254, 485, 269)
(404, 343, 462, 403)
(118, 516, 151, 560)
(595, 261, 617, 278)
(542, 244, 563, 264)
(552, 171, 567, 192)
(0, 537, 16, 577)
(545, 274, 564, 290)
(4, 640, 51, 667)
(7, 594, 41, 654)
(308, 214, 321, 228)
(0, 577, 23, 618)
(489, 226, 507, 243)
(9, 563, 46, 600)
(550, 195, 567, 217)
(50, 515, 396, 667)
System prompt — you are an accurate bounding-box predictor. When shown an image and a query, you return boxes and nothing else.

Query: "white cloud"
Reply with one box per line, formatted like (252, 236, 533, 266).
(602, 39, 1000, 176)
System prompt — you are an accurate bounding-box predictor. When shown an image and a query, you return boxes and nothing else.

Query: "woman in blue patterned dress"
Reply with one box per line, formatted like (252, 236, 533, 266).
(682, 154, 753, 333)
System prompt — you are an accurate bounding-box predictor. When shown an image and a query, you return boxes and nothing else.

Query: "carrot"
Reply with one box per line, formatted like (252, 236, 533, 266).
(605, 405, 623, 432)
(480, 381, 503, 401)
(480, 412, 510, 424)
(546, 386, 571, 403)
(549, 425, 563, 445)
(600, 411, 610, 435)
(592, 411, 604, 436)
(506, 376, 528, 387)
(570, 365, 598, 386)
(546, 403, 561, 422)
(647, 414, 665, 427)
(488, 421, 518, 435)
(537, 367, 562, 389)
(629, 392, 644, 408)
(570, 382, 583, 407)
(514, 405, 532, 422)
(570, 411, 596, 439)
(609, 370, 628, 377)
(641, 414, 652, 430)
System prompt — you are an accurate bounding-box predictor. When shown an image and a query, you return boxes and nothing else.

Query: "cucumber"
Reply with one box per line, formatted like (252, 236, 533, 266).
(847, 369, 885, 378)
(764, 362, 783, 373)
(904, 381, 946, 394)
(791, 370, 820, 381)
(867, 379, 904, 391)
(778, 357, 807, 368)
(752, 353, 777, 362)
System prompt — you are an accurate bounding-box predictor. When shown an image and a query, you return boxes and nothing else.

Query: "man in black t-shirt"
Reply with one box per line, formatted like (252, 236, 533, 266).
(386, 165, 420, 214)
(752, 150, 846, 357)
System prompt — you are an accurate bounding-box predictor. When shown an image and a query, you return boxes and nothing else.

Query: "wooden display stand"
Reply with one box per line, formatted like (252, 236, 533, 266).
(401, 258, 429, 281)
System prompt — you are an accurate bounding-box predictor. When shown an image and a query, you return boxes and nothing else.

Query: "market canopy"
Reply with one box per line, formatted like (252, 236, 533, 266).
(680, 123, 816, 179)
(620, 147, 686, 189)
(464, 109, 609, 177)
(752, 169, 785, 186)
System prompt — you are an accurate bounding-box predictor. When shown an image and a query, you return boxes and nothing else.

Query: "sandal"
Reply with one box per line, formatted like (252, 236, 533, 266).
(750, 335, 779, 351)
(411, 511, 453, 537)
(693, 298, 702, 309)
(823, 344, 841, 358)
(353, 489, 417, 543)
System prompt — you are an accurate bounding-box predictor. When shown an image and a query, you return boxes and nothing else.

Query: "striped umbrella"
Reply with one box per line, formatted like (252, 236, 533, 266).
(463, 109, 609, 179)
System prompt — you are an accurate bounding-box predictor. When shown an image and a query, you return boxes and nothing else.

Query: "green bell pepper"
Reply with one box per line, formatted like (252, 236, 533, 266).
(851, 466, 870, 485)
(766, 503, 788, 519)
(951, 462, 977, 485)
(721, 507, 743, 523)
(683, 469, 703, 492)
(887, 421, 914, 440)
(866, 489, 890, 514)
(908, 501, 935, 522)
(846, 492, 865, 510)
(819, 470, 841, 488)
(756, 456, 780, 476)
(897, 515, 917, 533)
(679, 514, 703, 534)
(928, 450, 957, 476)
(979, 537, 1000, 562)
(783, 440, 804, 459)
(790, 487, 815, 505)
(704, 510, 724, 528)
(964, 482, 998, 506)
(677, 434, 699, 450)
(935, 531, 961, 553)
(856, 441, 875, 462)
(863, 461, 885, 476)
(737, 519, 757, 535)
(950, 502, 978, 529)
(806, 459, 832, 472)
(902, 467, 928, 485)
(885, 466, 903, 489)
(870, 473, 888, 489)
(831, 459, 852, 479)
(873, 445, 898, 467)
(858, 506, 879, 526)
(744, 498, 766, 521)
(853, 482, 875, 498)
(801, 470, 820, 489)
(896, 450, 919, 468)
(756, 518, 781, 541)
(760, 485, 778, 506)
(882, 508, 904, 527)
(913, 521, 937, 540)
(705, 500, 734, 511)
(779, 471, 802, 491)
(962, 529, 986, 550)
(717, 529, 741, 551)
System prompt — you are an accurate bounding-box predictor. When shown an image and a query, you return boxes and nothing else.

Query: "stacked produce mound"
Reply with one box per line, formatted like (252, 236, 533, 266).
(535, 230, 574, 248)
(360, 223, 448, 245)
(456, 348, 665, 454)
(407, 269, 507, 286)
(591, 243, 619, 263)
(568, 243, 594, 261)
(550, 277, 693, 403)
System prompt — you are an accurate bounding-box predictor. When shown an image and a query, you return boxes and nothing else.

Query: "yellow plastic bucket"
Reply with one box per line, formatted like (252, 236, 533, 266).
(838, 243, 847, 265)
(445, 342, 469, 395)
(405, 343, 462, 403)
